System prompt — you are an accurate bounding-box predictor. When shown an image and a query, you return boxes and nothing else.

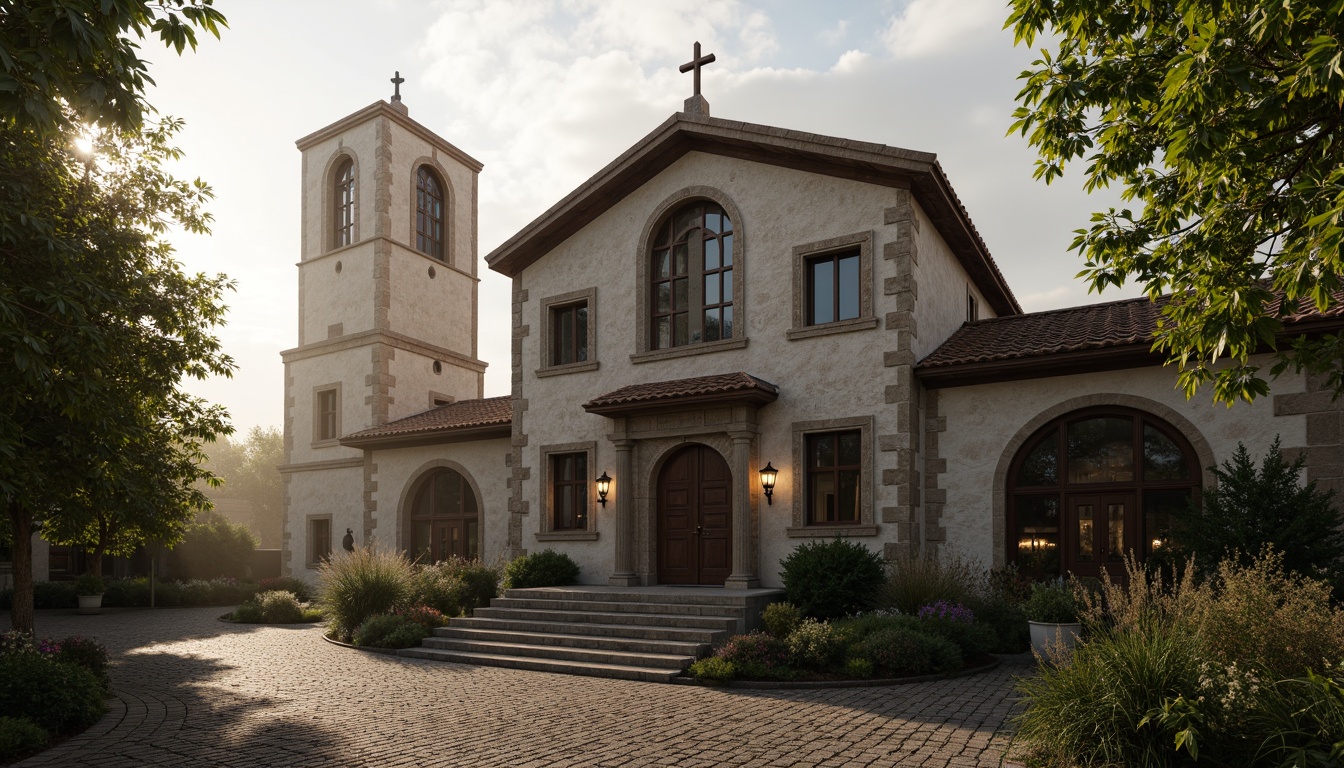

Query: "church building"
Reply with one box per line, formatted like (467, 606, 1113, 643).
(279, 65, 1344, 589)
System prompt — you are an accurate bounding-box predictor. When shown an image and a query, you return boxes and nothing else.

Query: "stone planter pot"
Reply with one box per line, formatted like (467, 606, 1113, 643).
(77, 594, 103, 615)
(1028, 620, 1081, 658)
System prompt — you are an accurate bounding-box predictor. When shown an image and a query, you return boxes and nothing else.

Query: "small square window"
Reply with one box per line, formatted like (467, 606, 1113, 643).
(309, 518, 332, 566)
(806, 431, 862, 525)
(550, 303, 589, 367)
(807, 249, 861, 326)
(550, 452, 588, 531)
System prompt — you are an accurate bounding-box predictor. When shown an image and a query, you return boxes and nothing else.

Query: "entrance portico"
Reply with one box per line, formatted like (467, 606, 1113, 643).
(582, 372, 779, 589)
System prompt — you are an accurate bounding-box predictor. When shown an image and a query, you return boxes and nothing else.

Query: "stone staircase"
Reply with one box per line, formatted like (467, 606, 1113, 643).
(398, 585, 782, 682)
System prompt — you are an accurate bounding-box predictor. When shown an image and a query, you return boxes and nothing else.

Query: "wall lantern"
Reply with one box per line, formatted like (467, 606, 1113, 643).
(596, 472, 612, 507)
(760, 462, 778, 505)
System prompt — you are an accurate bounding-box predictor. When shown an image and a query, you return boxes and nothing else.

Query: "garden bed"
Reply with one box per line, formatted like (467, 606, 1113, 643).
(675, 655, 1002, 689)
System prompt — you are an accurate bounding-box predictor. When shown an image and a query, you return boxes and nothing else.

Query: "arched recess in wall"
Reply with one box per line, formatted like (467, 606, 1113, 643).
(322, 149, 360, 252)
(634, 186, 746, 355)
(992, 395, 1216, 573)
(397, 459, 484, 562)
(408, 156, 455, 266)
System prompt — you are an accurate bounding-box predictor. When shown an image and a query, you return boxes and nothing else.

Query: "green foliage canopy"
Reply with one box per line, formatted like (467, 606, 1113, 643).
(1008, 0, 1344, 403)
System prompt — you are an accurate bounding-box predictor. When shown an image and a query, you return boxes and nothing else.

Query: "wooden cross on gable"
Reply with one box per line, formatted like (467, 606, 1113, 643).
(679, 42, 716, 98)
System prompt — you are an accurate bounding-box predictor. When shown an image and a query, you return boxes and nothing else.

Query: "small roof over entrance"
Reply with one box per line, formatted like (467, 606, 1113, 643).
(582, 372, 779, 417)
(340, 396, 512, 449)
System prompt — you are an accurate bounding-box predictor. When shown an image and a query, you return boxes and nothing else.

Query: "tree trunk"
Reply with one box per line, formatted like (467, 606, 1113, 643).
(86, 517, 107, 577)
(8, 501, 34, 635)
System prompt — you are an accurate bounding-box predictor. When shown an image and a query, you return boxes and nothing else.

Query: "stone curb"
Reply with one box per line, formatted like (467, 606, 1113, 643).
(321, 633, 403, 656)
(671, 656, 1002, 690)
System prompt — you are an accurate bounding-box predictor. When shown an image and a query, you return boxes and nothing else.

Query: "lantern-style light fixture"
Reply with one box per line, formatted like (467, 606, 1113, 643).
(596, 472, 612, 507)
(760, 462, 778, 505)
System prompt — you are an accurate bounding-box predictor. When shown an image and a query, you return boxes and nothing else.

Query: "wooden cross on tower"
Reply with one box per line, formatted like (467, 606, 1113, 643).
(679, 42, 715, 98)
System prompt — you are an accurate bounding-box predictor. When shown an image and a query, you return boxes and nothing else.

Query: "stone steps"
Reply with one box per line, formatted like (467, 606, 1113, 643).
(401, 586, 783, 681)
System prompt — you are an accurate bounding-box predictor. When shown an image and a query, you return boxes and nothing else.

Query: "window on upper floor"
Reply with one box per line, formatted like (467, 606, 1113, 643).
(334, 159, 355, 248)
(551, 302, 589, 366)
(807, 249, 861, 325)
(967, 289, 979, 323)
(649, 201, 734, 350)
(416, 166, 445, 260)
(315, 386, 339, 443)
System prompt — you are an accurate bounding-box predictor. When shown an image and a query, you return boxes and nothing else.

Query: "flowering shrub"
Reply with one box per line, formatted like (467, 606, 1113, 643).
(716, 632, 792, 680)
(396, 605, 449, 631)
(761, 602, 802, 638)
(787, 619, 846, 670)
(688, 656, 736, 683)
(0, 631, 36, 656)
(257, 576, 313, 602)
(917, 600, 975, 623)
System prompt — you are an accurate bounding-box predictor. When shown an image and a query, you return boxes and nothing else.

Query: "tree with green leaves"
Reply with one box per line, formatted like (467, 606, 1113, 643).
(1, 1, 229, 633)
(200, 426, 284, 546)
(1008, 0, 1344, 404)
(1170, 438, 1344, 585)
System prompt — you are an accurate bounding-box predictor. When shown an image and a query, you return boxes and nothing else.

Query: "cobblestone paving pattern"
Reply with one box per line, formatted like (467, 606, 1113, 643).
(13, 607, 1029, 767)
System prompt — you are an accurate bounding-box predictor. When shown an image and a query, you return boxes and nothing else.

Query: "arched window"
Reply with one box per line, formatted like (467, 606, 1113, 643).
(416, 166, 445, 260)
(1006, 407, 1199, 580)
(407, 469, 478, 562)
(334, 158, 355, 248)
(649, 201, 733, 349)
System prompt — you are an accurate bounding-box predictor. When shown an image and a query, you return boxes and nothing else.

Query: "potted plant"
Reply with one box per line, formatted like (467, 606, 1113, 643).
(74, 573, 106, 615)
(1023, 578, 1081, 657)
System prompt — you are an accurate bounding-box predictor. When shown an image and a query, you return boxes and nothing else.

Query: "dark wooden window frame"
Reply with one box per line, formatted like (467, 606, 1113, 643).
(648, 201, 734, 351)
(538, 288, 598, 377)
(314, 385, 340, 445)
(334, 159, 355, 248)
(551, 303, 588, 367)
(416, 166, 445, 261)
(307, 515, 332, 568)
(787, 231, 877, 341)
(805, 248, 862, 326)
(406, 468, 481, 562)
(805, 430, 863, 525)
(537, 441, 599, 541)
(550, 452, 589, 532)
(1006, 406, 1201, 578)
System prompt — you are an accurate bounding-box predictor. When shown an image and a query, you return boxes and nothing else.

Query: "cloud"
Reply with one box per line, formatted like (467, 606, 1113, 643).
(881, 0, 1003, 59)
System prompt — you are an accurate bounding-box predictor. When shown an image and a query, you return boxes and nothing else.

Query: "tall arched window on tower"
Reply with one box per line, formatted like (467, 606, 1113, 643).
(416, 166, 445, 260)
(1006, 407, 1200, 582)
(649, 201, 734, 349)
(334, 159, 355, 248)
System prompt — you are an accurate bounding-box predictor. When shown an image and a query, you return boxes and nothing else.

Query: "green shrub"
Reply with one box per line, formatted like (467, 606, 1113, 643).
(168, 510, 258, 581)
(73, 573, 104, 596)
(1024, 579, 1080, 624)
(232, 602, 263, 623)
(780, 539, 884, 620)
(318, 546, 414, 640)
(716, 632, 793, 680)
(31, 581, 76, 609)
(257, 576, 313, 602)
(0, 654, 106, 734)
(915, 603, 996, 659)
(502, 549, 579, 589)
(256, 590, 304, 623)
(689, 656, 736, 683)
(412, 558, 499, 617)
(833, 612, 919, 643)
(53, 637, 109, 689)
(352, 613, 429, 649)
(786, 619, 845, 671)
(0, 717, 48, 763)
(153, 581, 183, 607)
(879, 549, 981, 615)
(843, 657, 874, 679)
(856, 627, 962, 677)
(1013, 622, 1203, 767)
(102, 578, 150, 607)
(397, 605, 448, 632)
(761, 602, 802, 639)
(963, 593, 1030, 653)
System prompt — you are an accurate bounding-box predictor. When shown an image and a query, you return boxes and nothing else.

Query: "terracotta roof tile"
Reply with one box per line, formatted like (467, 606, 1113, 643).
(919, 292, 1344, 371)
(583, 372, 779, 412)
(343, 397, 511, 441)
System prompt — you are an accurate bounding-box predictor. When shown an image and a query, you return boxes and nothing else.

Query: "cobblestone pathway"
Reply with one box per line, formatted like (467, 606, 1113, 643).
(13, 607, 1028, 767)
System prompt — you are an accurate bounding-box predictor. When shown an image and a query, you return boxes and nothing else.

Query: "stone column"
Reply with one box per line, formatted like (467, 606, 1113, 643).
(608, 438, 640, 586)
(724, 431, 760, 589)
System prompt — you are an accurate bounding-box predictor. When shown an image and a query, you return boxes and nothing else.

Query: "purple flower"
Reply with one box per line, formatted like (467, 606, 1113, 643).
(917, 600, 975, 624)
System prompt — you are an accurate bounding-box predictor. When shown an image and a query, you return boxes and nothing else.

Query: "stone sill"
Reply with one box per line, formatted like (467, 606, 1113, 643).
(535, 360, 600, 378)
(534, 531, 599, 542)
(785, 525, 879, 538)
(786, 316, 879, 341)
(630, 337, 747, 364)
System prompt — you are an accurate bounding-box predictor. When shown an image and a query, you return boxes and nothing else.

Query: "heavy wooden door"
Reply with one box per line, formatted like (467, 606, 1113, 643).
(657, 445, 732, 585)
(1065, 493, 1135, 581)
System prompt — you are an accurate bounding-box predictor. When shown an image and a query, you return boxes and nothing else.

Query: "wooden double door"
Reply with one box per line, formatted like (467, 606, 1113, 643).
(1064, 493, 1135, 581)
(657, 445, 732, 585)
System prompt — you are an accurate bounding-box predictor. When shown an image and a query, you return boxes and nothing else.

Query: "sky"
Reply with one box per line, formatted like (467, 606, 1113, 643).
(140, 0, 1134, 435)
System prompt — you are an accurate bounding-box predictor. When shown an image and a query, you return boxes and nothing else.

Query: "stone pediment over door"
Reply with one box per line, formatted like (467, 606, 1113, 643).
(583, 372, 778, 588)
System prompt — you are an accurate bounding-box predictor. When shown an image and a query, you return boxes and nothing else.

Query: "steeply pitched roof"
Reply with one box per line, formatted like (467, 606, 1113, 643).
(340, 396, 511, 448)
(917, 293, 1344, 388)
(583, 372, 779, 416)
(485, 111, 1020, 317)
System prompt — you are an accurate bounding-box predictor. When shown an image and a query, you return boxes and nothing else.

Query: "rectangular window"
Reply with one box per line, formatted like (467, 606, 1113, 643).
(550, 303, 589, 366)
(807, 249, 861, 325)
(317, 389, 338, 441)
(310, 518, 332, 566)
(807, 431, 861, 524)
(550, 452, 588, 531)
(967, 290, 979, 323)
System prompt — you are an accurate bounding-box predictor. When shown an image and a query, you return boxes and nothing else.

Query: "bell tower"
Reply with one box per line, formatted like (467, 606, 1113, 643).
(280, 81, 486, 576)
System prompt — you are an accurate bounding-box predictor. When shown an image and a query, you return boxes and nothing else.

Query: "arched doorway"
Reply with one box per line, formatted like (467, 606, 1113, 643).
(1006, 407, 1200, 581)
(407, 469, 479, 562)
(657, 444, 732, 585)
